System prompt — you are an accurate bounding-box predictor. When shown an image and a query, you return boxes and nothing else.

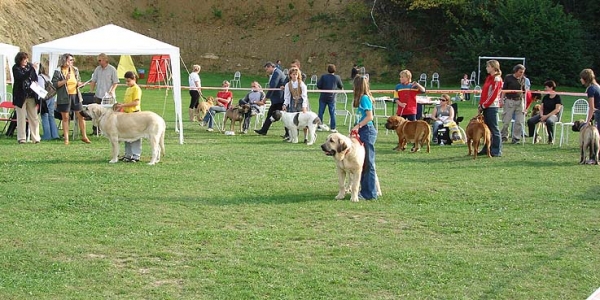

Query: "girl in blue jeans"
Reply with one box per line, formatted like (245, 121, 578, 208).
(351, 75, 379, 200)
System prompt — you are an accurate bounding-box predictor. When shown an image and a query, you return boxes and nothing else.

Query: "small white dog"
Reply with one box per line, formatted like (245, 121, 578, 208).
(270, 110, 321, 145)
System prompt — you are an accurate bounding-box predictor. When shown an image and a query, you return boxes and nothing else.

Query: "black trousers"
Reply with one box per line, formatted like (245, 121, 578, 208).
(258, 102, 284, 133)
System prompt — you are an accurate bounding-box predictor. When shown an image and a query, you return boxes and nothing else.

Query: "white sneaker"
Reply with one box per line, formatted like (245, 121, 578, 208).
(207, 128, 214, 132)
(330, 129, 338, 133)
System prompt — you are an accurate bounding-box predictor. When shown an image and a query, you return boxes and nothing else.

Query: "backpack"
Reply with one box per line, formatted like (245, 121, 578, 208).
(40, 74, 56, 101)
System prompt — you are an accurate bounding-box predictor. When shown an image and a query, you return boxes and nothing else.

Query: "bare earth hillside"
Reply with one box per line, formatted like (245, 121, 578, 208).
(0, 0, 388, 78)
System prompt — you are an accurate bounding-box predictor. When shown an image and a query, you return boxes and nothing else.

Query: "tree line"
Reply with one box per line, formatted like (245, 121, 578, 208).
(361, 0, 599, 86)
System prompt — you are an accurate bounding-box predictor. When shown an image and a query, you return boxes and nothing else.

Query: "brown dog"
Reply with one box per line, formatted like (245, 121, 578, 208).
(384, 116, 430, 153)
(572, 120, 600, 165)
(465, 114, 491, 159)
(529, 104, 541, 118)
(197, 96, 215, 122)
(223, 104, 250, 133)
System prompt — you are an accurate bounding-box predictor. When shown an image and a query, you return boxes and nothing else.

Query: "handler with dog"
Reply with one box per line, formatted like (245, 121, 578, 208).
(477, 60, 503, 157)
(115, 71, 142, 162)
(351, 75, 379, 200)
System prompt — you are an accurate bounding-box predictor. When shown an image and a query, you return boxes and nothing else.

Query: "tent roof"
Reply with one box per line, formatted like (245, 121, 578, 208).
(32, 24, 178, 55)
(0, 42, 19, 53)
(31, 24, 185, 144)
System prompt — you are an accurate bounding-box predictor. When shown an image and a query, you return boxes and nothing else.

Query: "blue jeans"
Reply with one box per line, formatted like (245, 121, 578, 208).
(318, 99, 336, 130)
(359, 124, 378, 199)
(41, 98, 59, 140)
(203, 106, 227, 129)
(594, 110, 600, 132)
(483, 107, 502, 156)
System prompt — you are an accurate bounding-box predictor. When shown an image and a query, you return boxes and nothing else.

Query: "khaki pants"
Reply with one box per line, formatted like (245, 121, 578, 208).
(501, 98, 525, 141)
(15, 97, 40, 143)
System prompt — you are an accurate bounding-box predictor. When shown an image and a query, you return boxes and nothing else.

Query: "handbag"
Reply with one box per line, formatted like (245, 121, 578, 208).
(40, 74, 56, 101)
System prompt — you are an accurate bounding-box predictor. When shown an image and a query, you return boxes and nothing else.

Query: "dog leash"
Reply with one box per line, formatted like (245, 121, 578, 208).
(350, 129, 364, 146)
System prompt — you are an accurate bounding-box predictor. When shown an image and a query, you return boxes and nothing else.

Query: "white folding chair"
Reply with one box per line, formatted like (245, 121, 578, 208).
(373, 98, 391, 134)
(473, 85, 481, 106)
(254, 101, 271, 129)
(533, 105, 563, 145)
(307, 75, 317, 90)
(334, 92, 353, 133)
(558, 98, 589, 147)
(430, 72, 440, 88)
(418, 73, 427, 87)
(231, 71, 241, 88)
(469, 71, 476, 87)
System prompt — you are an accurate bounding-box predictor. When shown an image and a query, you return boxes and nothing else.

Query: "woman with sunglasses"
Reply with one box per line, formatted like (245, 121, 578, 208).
(431, 94, 455, 144)
(51, 53, 91, 145)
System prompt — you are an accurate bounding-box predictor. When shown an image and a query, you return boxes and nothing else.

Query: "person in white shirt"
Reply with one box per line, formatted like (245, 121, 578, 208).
(283, 67, 309, 141)
(460, 74, 470, 101)
(188, 64, 201, 121)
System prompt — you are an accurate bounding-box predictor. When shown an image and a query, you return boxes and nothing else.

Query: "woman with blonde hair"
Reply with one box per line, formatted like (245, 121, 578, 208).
(431, 94, 455, 144)
(478, 59, 503, 157)
(580, 69, 600, 130)
(351, 75, 379, 200)
(51, 53, 91, 145)
(202, 80, 232, 132)
(188, 64, 201, 121)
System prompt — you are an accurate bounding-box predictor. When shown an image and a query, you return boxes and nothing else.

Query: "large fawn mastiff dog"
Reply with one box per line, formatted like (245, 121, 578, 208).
(85, 104, 166, 165)
(321, 132, 381, 202)
(572, 120, 600, 165)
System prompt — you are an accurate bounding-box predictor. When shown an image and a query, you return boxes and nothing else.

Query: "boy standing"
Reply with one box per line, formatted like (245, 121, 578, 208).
(115, 71, 142, 162)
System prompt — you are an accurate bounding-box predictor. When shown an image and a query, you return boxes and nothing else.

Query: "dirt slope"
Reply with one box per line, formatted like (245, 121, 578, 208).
(0, 0, 387, 78)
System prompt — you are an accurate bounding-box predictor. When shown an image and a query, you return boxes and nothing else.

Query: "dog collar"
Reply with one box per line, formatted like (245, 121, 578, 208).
(580, 122, 589, 131)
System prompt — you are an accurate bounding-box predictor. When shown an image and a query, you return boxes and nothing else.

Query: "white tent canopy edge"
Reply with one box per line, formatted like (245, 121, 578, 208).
(477, 56, 526, 86)
(31, 24, 184, 144)
(0, 43, 19, 101)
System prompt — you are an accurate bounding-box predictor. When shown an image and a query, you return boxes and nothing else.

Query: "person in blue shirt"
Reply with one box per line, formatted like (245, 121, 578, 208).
(580, 68, 600, 131)
(317, 64, 344, 132)
(351, 75, 379, 200)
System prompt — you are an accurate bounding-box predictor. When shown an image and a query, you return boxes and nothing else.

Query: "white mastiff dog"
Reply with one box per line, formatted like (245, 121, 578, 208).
(321, 133, 382, 202)
(270, 110, 321, 145)
(84, 104, 166, 165)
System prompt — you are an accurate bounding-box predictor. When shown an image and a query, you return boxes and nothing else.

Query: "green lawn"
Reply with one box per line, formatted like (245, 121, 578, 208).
(0, 80, 598, 299)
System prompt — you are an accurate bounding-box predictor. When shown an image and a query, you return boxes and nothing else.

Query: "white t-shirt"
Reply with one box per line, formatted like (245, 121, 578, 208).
(189, 72, 201, 90)
(461, 78, 470, 89)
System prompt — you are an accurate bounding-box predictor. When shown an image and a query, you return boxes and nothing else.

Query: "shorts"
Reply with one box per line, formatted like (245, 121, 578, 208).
(56, 94, 83, 113)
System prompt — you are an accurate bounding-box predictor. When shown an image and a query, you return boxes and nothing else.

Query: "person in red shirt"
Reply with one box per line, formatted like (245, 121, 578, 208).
(203, 80, 233, 132)
(393, 70, 426, 120)
(478, 60, 503, 157)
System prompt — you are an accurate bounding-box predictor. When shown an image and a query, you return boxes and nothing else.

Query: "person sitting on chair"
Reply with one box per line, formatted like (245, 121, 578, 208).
(203, 80, 232, 132)
(431, 94, 455, 144)
(239, 81, 266, 134)
(527, 80, 562, 144)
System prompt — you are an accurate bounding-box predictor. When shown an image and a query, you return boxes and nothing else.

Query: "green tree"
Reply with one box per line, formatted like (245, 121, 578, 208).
(450, 0, 590, 85)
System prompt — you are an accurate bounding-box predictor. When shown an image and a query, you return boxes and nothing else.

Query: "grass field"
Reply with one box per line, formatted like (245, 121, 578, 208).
(0, 76, 598, 299)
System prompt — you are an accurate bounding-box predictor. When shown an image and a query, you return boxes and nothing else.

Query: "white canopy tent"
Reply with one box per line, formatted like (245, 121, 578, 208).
(31, 24, 184, 144)
(477, 56, 525, 85)
(0, 43, 19, 101)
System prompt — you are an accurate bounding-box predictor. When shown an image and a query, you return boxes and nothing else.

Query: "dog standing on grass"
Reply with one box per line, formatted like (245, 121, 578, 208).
(85, 103, 166, 165)
(572, 120, 600, 165)
(197, 96, 215, 123)
(223, 104, 250, 134)
(321, 133, 381, 202)
(384, 115, 430, 153)
(466, 114, 491, 159)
